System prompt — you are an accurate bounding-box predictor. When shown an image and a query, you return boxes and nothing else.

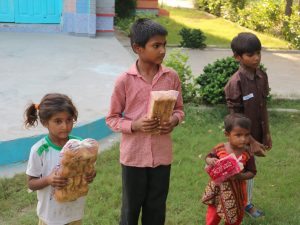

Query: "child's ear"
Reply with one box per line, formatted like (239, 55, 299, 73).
(132, 43, 143, 54)
(233, 54, 242, 62)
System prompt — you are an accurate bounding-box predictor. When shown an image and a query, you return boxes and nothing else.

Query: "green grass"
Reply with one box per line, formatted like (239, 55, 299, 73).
(1, 101, 300, 224)
(154, 7, 290, 49)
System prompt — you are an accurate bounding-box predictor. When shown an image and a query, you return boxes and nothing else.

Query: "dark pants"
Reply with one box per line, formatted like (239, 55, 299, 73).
(120, 164, 171, 225)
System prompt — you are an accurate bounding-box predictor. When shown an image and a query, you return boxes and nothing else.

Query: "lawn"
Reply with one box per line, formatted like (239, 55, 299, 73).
(154, 7, 290, 49)
(1, 101, 300, 225)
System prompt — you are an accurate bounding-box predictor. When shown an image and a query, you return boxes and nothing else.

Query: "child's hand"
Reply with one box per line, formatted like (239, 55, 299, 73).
(132, 116, 159, 133)
(230, 173, 242, 181)
(85, 170, 96, 184)
(47, 170, 68, 189)
(206, 158, 218, 166)
(265, 134, 272, 150)
(250, 139, 266, 157)
(158, 116, 179, 135)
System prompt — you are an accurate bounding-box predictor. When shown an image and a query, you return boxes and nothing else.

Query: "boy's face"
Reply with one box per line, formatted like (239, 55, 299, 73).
(225, 126, 250, 151)
(235, 51, 261, 71)
(134, 35, 167, 65)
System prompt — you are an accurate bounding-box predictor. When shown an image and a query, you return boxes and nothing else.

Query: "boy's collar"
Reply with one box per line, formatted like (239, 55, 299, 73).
(239, 64, 263, 80)
(126, 61, 171, 77)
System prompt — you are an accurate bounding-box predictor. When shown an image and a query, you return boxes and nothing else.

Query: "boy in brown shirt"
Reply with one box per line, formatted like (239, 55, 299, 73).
(224, 32, 272, 218)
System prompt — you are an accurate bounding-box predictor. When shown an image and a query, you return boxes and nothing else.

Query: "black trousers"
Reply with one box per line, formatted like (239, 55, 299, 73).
(120, 164, 171, 225)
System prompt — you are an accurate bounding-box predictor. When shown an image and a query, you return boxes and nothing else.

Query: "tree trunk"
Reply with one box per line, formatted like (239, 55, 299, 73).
(285, 0, 293, 17)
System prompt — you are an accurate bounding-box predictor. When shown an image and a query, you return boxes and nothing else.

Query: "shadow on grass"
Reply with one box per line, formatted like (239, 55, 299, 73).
(155, 16, 231, 47)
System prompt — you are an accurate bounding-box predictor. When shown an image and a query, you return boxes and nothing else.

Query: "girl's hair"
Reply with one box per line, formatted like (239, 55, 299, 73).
(24, 93, 78, 128)
(224, 113, 251, 133)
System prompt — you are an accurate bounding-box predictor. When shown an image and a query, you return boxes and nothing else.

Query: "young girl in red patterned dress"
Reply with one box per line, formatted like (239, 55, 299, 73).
(202, 113, 257, 225)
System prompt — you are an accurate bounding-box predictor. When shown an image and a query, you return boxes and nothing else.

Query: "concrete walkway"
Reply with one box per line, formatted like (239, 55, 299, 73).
(0, 32, 134, 141)
(116, 30, 300, 99)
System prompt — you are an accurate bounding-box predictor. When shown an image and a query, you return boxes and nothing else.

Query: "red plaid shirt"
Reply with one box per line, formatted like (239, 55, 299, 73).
(106, 62, 184, 167)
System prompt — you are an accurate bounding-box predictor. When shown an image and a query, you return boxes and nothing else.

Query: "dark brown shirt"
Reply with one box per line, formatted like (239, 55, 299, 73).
(224, 65, 270, 144)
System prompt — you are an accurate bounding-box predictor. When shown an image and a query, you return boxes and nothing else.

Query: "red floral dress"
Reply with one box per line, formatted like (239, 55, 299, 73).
(202, 143, 253, 224)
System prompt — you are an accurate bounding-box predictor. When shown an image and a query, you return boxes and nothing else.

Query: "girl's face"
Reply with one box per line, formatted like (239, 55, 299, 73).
(46, 111, 74, 143)
(225, 126, 250, 151)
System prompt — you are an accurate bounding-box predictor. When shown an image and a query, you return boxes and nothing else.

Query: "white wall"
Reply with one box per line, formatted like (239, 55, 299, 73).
(158, 0, 194, 8)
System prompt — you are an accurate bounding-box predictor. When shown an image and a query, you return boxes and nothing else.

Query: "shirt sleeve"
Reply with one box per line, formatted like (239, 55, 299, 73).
(224, 75, 243, 113)
(26, 146, 43, 178)
(171, 71, 185, 123)
(106, 75, 133, 134)
(244, 155, 257, 175)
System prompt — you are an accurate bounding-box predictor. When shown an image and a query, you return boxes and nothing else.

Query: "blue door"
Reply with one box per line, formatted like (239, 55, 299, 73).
(14, 0, 62, 23)
(0, 0, 61, 23)
(0, 0, 14, 22)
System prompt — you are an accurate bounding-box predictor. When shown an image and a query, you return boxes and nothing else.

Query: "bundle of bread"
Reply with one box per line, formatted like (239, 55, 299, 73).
(147, 90, 179, 133)
(205, 153, 244, 185)
(54, 138, 98, 202)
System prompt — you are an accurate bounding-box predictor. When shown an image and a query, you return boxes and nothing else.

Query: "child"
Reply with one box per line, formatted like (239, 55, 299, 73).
(224, 32, 272, 218)
(25, 93, 96, 225)
(202, 113, 256, 225)
(106, 18, 184, 225)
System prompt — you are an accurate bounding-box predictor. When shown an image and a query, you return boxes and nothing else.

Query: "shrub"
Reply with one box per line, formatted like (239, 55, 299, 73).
(196, 57, 266, 105)
(114, 17, 135, 35)
(115, 0, 136, 18)
(283, 6, 300, 49)
(164, 49, 199, 103)
(195, 0, 246, 19)
(238, 0, 283, 33)
(179, 28, 206, 49)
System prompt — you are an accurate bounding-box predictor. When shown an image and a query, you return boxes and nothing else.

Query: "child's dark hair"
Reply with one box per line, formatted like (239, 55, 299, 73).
(130, 18, 168, 48)
(224, 113, 251, 133)
(231, 32, 261, 56)
(24, 93, 78, 128)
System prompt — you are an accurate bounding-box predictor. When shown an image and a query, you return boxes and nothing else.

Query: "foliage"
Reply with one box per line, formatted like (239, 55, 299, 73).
(195, 0, 222, 16)
(196, 57, 267, 105)
(114, 17, 135, 35)
(222, 0, 247, 21)
(115, 0, 136, 18)
(164, 49, 199, 103)
(179, 28, 207, 49)
(194, 0, 299, 49)
(195, 0, 246, 18)
(283, 6, 300, 49)
(196, 57, 239, 104)
(238, 0, 284, 34)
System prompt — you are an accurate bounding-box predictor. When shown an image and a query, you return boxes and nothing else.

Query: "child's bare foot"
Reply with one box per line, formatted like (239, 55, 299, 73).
(245, 204, 265, 218)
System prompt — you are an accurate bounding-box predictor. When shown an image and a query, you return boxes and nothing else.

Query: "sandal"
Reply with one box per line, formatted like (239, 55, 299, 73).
(245, 204, 265, 218)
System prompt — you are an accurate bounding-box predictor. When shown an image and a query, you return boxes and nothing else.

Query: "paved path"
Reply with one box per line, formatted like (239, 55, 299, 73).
(115, 30, 300, 99)
(0, 32, 134, 141)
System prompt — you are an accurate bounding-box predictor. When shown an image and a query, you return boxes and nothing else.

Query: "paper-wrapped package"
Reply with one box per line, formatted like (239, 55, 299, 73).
(147, 90, 179, 123)
(205, 153, 243, 185)
(54, 138, 98, 202)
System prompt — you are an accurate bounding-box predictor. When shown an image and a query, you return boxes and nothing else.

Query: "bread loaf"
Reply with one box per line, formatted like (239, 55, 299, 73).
(54, 139, 98, 202)
(147, 90, 179, 123)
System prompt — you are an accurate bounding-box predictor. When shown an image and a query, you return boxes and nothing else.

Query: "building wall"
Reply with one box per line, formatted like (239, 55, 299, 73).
(136, 0, 159, 15)
(0, 0, 115, 37)
(96, 0, 115, 34)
